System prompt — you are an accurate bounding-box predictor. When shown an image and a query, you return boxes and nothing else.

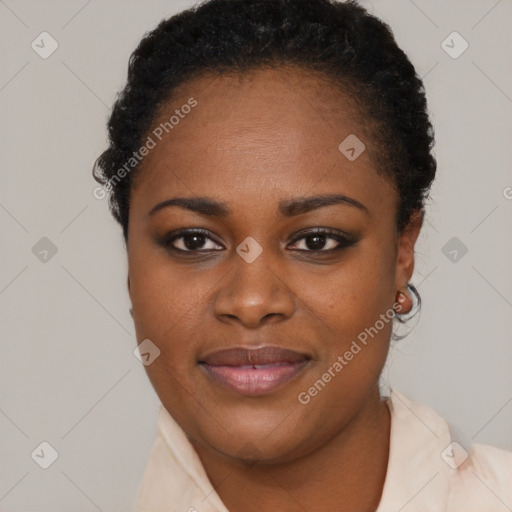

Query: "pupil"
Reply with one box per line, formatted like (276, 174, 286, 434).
(307, 234, 325, 250)
(185, 234, 205, 250)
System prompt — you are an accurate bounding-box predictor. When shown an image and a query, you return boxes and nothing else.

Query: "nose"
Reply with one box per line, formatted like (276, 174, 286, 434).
(212, 248, 296, 328)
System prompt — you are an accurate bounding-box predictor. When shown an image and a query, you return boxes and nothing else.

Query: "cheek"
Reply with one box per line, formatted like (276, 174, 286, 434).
(312, 242, 395, 329)
(128, 256, 208, 415)
(128, 236, 204, 323)
(301, 239, 396, 393)
(127, 245, 204, 363)
(295, 261, 394, 425)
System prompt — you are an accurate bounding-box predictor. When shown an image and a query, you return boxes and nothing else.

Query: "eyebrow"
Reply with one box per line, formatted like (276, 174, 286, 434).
(148, 193, 369, 218)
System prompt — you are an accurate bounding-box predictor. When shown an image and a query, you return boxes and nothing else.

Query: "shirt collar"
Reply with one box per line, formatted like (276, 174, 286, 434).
(376, 389, 452, 512)
(137, 388, 453, 511)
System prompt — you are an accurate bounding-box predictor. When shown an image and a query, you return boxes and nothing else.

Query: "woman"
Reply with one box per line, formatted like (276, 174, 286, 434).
(93, 0, 512, 510)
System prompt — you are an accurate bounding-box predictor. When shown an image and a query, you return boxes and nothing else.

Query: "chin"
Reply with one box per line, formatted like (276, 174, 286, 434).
(210, 434, 306, 465)
(191, 408, 315, 464)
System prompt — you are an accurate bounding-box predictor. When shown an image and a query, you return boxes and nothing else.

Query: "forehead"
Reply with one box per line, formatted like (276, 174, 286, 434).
(131, 65, 394, 218)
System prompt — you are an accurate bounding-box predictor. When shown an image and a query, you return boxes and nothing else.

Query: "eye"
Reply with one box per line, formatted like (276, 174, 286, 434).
(287, 227, 357, 252)
(159, 227, 357, 255)
(162, 228, 224, 252)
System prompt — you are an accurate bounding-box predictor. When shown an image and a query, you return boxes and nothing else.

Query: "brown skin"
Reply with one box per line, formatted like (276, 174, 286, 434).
(127, 66, 422, 511)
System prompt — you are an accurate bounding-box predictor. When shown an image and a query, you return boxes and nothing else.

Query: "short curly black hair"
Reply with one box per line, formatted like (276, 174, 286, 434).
(93, 0, 436, 242)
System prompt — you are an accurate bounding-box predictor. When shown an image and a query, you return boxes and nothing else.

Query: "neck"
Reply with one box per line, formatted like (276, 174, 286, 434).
(191, 386, 391, 512)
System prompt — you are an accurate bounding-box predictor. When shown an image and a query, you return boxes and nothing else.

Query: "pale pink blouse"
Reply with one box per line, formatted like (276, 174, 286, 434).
(136, 389, 512, 511)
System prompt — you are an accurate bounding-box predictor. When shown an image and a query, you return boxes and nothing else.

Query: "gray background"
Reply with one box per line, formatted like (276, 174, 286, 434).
(1, 0, 511, 510)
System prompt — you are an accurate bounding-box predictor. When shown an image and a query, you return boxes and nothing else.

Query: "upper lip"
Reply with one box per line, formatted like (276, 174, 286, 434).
(199, 345, 310, 366)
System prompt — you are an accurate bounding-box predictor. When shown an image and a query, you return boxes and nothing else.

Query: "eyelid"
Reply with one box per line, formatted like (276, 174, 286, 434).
(160, 226, 357, 253)
(287, 227, 357, 252)
(289, 226, 353, 243)
(162, 228, 224, 251)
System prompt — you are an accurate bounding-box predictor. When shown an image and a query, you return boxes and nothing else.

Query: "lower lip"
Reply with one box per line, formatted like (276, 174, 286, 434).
(200, 361, 310, 396)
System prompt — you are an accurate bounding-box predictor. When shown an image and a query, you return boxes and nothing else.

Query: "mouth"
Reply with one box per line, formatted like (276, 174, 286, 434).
(198, 345, 311, 396)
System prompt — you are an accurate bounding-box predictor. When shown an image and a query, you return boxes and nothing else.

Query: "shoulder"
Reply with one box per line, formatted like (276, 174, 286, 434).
(381, 390, 512, 512)
(447, 442, 512, 511)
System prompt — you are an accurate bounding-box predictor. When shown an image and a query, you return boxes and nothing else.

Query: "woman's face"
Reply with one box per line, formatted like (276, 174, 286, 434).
(127, 66, 421, 463)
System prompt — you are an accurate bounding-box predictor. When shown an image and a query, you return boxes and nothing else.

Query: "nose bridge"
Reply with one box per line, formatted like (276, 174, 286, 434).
(234, 239, 277, 295)
(213, 238, 295, 326)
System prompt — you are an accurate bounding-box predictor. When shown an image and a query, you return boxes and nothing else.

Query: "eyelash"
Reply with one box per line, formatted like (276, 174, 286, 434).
(160, 227, 357, 254)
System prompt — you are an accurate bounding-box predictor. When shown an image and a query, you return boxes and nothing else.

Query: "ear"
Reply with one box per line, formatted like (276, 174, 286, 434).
(395, 209, 424, 290)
